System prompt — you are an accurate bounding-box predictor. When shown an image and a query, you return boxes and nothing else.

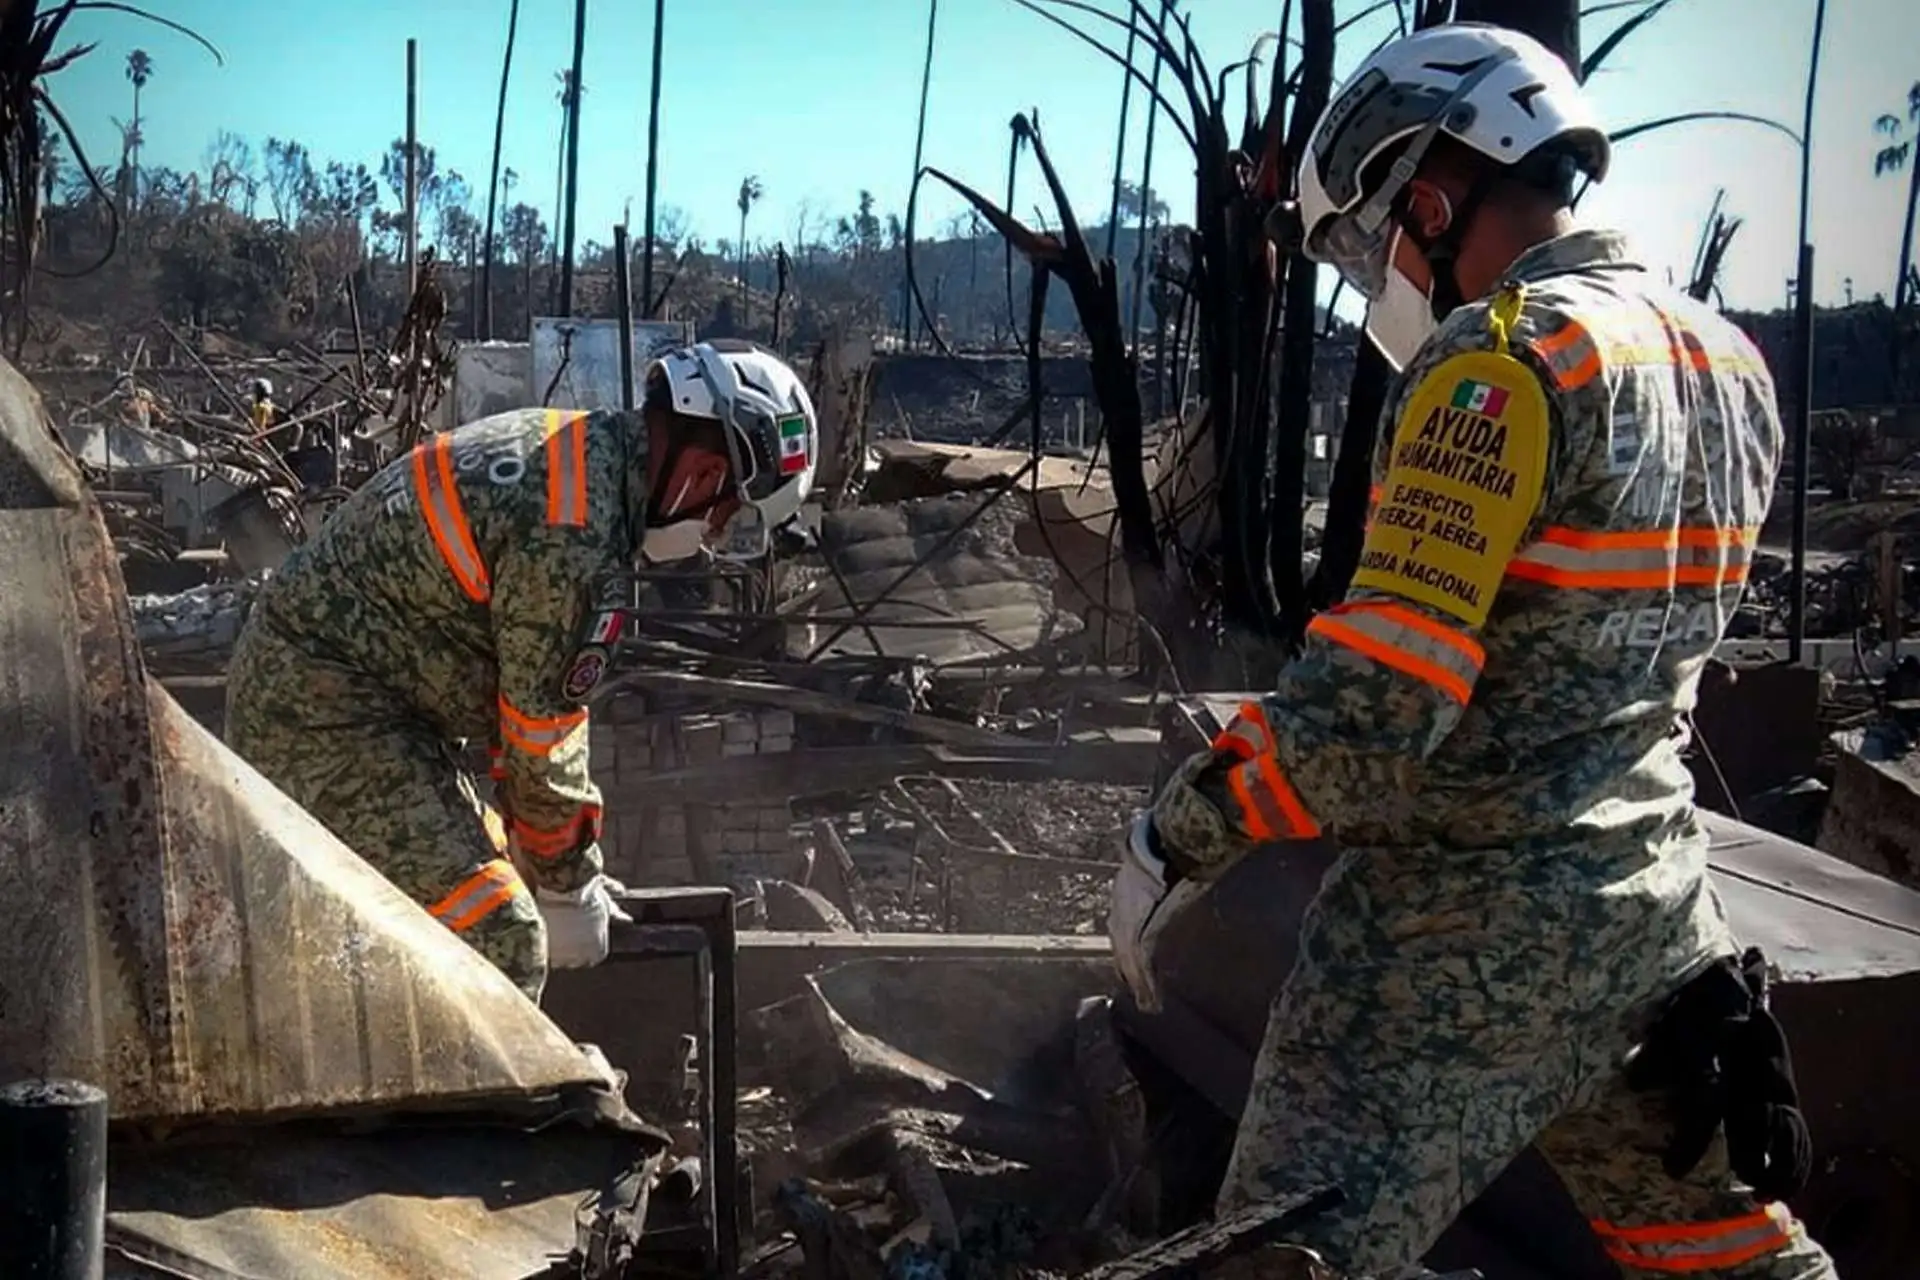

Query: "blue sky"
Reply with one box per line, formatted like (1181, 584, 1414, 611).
(56, 0, 1918, 314)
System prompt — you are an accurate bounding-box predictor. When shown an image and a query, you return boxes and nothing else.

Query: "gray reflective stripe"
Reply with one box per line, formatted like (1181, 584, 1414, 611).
(498, 698, 587, 756)
(1326, 606, 1481, 685)
(546, 412, 588, 527)
(429, 862, 519, 931)
(414, 442, 490, 602)
(1595, 1208, 1791, 1269)
(1510, 530, 1756, 585)
(1238, 766, 1295, 837)
(1512, 541, 1672, 575)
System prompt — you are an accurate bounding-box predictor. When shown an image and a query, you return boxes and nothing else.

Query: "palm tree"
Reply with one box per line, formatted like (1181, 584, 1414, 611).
(124, 49, 153, 211)
(736, 174, 762, 319)
(1872, 81, 1920, 317)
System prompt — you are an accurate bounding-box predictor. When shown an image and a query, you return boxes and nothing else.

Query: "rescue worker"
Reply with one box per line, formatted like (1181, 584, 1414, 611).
(248, 377, 276, 436)
(1107, 24, 1837, 1279)
(226, 340, 818, 1001)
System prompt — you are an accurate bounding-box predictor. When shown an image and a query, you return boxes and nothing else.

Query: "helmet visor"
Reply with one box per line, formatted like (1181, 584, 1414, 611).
(1312, 211, 1398, 301)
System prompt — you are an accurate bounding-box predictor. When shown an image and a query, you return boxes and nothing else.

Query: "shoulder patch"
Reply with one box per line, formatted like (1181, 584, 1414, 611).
(1350, 348, 1550, 628)
(558, 602, 626, 703)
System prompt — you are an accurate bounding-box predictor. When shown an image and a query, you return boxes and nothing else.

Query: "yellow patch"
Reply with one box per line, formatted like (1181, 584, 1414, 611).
(1350, 349, 1549, 628)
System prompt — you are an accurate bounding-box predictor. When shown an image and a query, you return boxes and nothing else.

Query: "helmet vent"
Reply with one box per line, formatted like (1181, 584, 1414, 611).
(1510, 82, 1545, 117)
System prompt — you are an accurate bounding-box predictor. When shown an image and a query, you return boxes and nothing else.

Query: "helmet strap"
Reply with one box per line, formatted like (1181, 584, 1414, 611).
(1395, 166, 1502, 322)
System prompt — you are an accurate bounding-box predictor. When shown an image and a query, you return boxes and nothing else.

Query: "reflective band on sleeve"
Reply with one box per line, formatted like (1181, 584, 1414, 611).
(513, 804, 603, 860)
(1225, 753, 1321, 841)
(1527, 320, 1602, 391)
(544, 410, 590, 528)
(412, 433, 491, 604)
(1508, 525, 1756, 591)
(1211, 701, 1320, 841)
(1211, 700, 1277, 762)
(1589, 1206, 1792, 1273)
(498, 696, 588, 757)
(1310, 600, 1485, 704)
(428, 859, 525, 934)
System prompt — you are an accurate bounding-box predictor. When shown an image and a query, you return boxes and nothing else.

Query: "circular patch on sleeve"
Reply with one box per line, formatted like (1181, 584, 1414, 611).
(560, 647, 609, 702)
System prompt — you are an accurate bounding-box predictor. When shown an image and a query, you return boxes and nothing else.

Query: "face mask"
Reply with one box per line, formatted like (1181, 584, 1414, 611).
(1364, 228, 1439, 372)
(639, 519, 708, 564)
(708, 503, 770, 562)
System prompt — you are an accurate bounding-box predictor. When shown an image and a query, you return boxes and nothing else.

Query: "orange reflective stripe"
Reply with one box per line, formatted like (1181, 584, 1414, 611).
(428, 858, 525, 934)
(498, 696, 588, 757)
(512, 804, 603, 859)
(1211, 701, 1318, 840)
(543, 410, 590, 528)
(1211, 700, 1276, 761)
(1311, 600, 1484, 704)
(486, 746, 507, 781)
(1590, 1207, 1792, 1272)
(1528, 320, 1603, 390)
(1508, 525, 1756, 591)
(412, 433, 491, 603)
(1225, 752, 1320, 841)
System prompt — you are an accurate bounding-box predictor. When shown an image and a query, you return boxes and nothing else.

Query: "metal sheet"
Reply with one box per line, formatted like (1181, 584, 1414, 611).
(530, 317, 692, 413)
(0, 353, 607, 1124)
(106, 1126, 654, 1280)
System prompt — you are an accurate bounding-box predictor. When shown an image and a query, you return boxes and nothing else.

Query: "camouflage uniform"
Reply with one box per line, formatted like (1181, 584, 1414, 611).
(1151, 231, 1835, 1276)
(227, 407, 644, 1002)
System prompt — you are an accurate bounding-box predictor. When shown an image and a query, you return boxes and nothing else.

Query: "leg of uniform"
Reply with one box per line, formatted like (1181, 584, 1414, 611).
(1536, 1067, 1838, 1278)
(226, 626, 549, 1001)
(1215, 952, 1581, 1273)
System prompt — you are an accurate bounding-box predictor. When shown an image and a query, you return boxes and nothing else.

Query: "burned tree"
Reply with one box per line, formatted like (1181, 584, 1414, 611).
(0, 1, 220, 352)
(907, 0, 1352, 687)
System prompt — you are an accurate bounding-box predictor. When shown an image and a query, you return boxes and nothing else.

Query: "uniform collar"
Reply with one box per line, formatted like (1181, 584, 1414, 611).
(1503, 228, 1643, 286)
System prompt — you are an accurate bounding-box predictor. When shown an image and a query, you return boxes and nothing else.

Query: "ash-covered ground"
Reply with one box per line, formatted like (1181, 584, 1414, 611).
(834, 779, 1149, 935)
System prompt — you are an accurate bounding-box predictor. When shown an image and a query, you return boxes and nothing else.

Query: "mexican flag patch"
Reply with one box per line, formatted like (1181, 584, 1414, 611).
(1450, 378, 1510, 417)
(777, 414, 810, 475)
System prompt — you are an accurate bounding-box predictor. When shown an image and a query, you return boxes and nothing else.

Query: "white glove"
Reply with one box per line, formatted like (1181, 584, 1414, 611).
(1107, 814, 1208, 1014)
(537, 876, 633, 970)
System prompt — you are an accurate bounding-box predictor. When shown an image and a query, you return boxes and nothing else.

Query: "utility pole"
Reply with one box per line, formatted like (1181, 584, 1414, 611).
(1788, 0, 1830, 665)
(404, 38, 419, 297)
(558, 0, 588, 316)
(615, 223, 636, 411)
(641, 0, 666, 318)
(481, 0, 523, 340)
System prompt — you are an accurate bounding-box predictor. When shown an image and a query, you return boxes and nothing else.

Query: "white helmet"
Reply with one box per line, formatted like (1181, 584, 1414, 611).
(249, 377, 274, 400)
(649, 339, 817, 559)
(1295, 23, 1609, 299)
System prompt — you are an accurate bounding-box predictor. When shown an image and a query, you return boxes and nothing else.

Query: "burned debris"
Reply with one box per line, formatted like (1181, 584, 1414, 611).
(4, 0, 1920, 1278)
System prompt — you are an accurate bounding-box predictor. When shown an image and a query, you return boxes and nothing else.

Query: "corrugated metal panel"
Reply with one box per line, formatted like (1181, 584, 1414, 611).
(0, 353, 608, 1125)
(106, 1126, 656, 1280)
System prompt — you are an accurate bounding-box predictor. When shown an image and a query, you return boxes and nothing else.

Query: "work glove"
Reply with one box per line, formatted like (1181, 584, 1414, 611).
(537, 876, 633, 970)
(1107, 814, 1209, 1014)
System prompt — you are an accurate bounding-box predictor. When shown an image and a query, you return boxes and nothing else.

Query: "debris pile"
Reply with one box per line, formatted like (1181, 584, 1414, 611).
(129, 573, 267, 673)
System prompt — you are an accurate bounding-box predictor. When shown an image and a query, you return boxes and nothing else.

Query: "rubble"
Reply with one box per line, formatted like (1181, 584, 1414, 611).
(128, 572, 266, 671)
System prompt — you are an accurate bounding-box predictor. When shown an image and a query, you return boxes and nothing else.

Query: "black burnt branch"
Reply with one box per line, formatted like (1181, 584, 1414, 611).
(908, 109, 1160, 594)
